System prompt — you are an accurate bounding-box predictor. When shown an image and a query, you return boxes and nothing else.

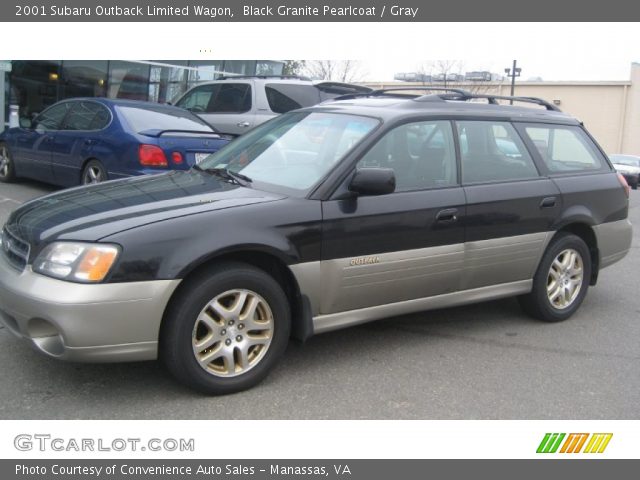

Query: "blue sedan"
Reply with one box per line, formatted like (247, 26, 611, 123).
(0, 98, 230, 187)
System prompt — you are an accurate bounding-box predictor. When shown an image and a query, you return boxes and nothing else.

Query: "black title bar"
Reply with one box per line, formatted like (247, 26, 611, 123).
(5, 0, 640, 21)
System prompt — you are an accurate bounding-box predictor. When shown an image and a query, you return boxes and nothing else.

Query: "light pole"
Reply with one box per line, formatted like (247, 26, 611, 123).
(504, 60, 521, 104)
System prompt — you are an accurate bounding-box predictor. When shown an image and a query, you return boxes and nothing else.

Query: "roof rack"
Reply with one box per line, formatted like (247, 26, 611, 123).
(217, 75, 312, 81)
(328, 86, 561, 112)
(425, 92, 561, 111)
(332, 86, 472, 101)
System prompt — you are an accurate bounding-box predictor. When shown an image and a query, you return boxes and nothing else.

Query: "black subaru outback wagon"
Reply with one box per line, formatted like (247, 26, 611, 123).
(0, 88, 633, 394)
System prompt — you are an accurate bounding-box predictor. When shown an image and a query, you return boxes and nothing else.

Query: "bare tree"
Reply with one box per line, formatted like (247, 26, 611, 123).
(304, 60, 366, 83)
(282, 60, 306, 77)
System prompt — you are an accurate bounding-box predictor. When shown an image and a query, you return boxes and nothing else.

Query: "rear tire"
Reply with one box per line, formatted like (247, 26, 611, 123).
(0, 142, 16, 183)
(518, 233, 591, 322)
(81, 159, 107, 185)
(161, 262, 291, 395)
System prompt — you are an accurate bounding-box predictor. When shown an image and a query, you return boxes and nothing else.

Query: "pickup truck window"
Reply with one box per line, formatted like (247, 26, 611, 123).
(177, 83, 252, 114)
(265, 84, 321, 113)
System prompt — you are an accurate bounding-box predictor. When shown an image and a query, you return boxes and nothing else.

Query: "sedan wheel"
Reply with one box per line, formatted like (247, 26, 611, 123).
(0, 143, 16, 182)
(81, 160, 108, 185)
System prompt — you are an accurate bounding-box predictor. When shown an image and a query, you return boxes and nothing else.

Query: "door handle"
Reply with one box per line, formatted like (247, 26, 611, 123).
(540, 196, 557, 209)
(84, 139, 96, 145)
(436, 208, 458, 223)
(237, 122, 251, 128)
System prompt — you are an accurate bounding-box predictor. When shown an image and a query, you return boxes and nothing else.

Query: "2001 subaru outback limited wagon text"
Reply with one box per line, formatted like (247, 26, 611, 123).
(0, 88, 633, 394)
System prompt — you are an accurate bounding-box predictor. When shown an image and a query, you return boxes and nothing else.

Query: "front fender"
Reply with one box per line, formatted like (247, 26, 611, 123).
(102, 198, 323, 282)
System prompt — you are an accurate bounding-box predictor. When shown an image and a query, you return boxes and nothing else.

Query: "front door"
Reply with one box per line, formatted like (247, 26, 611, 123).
(13, 102, 71, 182)
(321, 120, 466, 314)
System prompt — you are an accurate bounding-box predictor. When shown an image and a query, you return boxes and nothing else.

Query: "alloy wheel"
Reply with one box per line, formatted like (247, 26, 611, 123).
(547, 248, 584, 310)
(83, 165, 103, 184)
(0, 146, 10, 179)
(192, 289, 274, 377)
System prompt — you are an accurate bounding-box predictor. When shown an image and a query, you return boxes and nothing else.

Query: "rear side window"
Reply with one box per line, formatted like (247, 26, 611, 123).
(177, 83, 252, 114)
(523, 125, 604, 172)
(34, 102, 72, 131)
(265, 84, 321, 113)
(64, 102, 110, 131)
(457, 121, 539, 183)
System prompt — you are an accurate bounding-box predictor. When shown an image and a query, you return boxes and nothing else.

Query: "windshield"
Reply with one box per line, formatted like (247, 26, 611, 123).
(198, 112, 380, 195)
(117, 105, 214, 133)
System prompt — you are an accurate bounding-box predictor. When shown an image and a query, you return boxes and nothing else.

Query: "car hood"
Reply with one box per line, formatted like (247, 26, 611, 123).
(6, 170, 285, 248)
(614, 164, 640, 174)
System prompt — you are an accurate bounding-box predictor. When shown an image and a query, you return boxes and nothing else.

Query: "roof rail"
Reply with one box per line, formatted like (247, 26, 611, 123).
(217, 74, 312, 81)
(330, 86, 472, 101)
(424, 92, 561, 111)
(327, 87, 562, 112)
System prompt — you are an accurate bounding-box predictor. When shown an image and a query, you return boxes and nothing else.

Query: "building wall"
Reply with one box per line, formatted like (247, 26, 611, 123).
(365, 63, 640, 155)
(2, 60, 284, 131)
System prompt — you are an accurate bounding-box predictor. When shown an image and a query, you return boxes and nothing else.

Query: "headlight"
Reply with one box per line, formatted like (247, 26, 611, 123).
(33, 242, 120, 283)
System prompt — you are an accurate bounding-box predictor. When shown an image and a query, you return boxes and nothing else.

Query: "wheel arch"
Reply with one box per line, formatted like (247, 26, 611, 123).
(161, 248, 313, 344)
(551, 222, 599, 285)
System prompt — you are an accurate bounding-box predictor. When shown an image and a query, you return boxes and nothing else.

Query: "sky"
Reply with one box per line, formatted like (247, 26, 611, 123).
(347, 23, 640, 82)
(3, 22, 638, 82)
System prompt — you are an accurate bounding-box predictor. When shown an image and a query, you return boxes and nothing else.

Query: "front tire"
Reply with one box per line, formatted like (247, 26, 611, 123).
(161, 262, 291, 394)
(518, 233, 591, 322)
(0, 142, 16, 183)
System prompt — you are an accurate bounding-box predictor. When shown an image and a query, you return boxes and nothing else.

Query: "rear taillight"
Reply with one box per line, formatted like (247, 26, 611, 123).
(617, 173, 630, 198)
(138, 144, 168, 167)
(171, 152, 183, 164)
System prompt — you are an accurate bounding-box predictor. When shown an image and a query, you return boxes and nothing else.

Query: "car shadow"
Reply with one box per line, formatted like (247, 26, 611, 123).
(0, 295, 537, 417)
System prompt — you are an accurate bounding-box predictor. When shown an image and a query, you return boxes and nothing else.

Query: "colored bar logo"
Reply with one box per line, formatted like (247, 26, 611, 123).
(537, 433, 612, 453)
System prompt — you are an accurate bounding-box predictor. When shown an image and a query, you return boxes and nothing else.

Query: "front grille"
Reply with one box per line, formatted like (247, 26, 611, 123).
(1, 226, 30, 271)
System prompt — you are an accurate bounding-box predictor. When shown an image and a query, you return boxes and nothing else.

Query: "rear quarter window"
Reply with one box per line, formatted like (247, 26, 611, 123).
(523, 125, 606, 173)
(265, 84, 321, 114)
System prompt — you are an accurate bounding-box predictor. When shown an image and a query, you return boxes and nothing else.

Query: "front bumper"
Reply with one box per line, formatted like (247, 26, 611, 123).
(0, 254, 180, 362)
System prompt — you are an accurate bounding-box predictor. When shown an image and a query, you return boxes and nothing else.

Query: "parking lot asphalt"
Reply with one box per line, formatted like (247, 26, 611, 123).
(0, 180, 639, 420)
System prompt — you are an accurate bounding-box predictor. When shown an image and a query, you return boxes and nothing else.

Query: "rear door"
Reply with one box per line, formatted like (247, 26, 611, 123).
(177, 82, 255, 135)
(321, 119, 466, 314)
(51, 101, 111, 186)
(457, 120, 561, 290)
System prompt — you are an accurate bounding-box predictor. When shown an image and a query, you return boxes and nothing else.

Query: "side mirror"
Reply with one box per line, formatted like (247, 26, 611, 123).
(349, 168, 396, 196)
(19, 117, 32, 129)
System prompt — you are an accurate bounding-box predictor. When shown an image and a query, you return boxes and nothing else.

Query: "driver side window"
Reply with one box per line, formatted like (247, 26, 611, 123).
(356, 120, 458, 191)
(176, 85, 216, 112)
(34, 102, 72, 132)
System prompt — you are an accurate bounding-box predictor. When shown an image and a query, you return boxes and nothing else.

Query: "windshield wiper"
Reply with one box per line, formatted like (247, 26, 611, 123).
(193, 165, 252, 185)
